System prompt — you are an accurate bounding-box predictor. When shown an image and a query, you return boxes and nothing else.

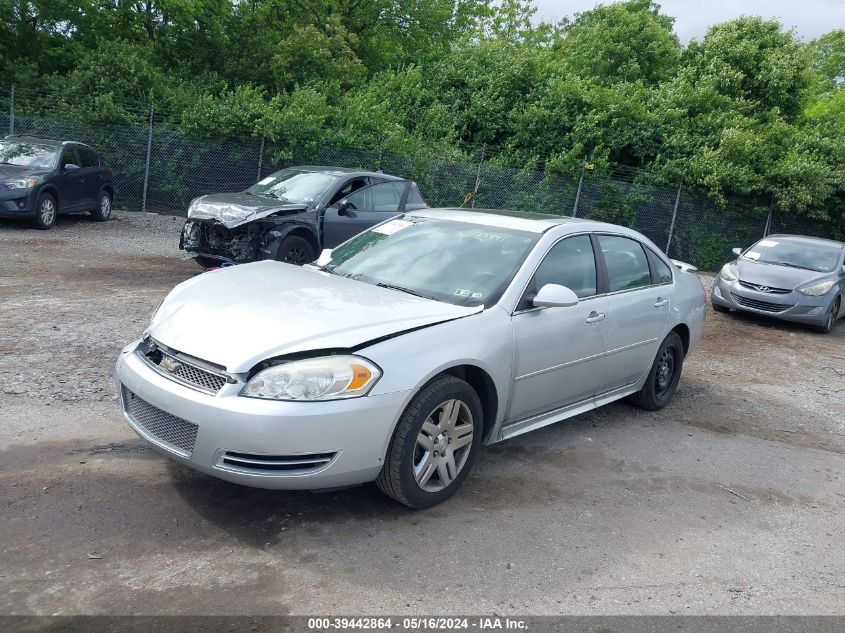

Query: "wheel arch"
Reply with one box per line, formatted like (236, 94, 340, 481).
(37, 185, 59, 209)
(439, 364, 500, 443)
(670, 323, 690, 356)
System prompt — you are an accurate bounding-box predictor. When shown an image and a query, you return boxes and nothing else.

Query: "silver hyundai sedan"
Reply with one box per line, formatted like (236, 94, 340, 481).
(712, 235, 845, 333)
(116, 209, 706, 507)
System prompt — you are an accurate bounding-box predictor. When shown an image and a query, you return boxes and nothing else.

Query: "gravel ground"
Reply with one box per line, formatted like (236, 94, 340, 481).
(1, 212, 843, 616)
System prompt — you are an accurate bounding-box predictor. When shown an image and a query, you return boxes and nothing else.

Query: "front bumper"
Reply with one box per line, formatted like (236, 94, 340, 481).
(115, 341, 411, 490)
(711, 276, 834, 325)
(0, 188, 36, 217)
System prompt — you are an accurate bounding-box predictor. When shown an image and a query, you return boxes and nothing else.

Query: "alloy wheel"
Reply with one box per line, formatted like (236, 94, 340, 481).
(40, 199, 55, 226)
(413, 399, 474, 493)
(100, 194, 111, 219)
(284, 246, 309, 265)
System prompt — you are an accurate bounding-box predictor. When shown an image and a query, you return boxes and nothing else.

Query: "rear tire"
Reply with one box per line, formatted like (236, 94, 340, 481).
(627, 331, 685, 411)
(90, 190, 112, 222)
(33, 192, 57, 230)
(276, 235, 316, 265)
(376, 375, 483, 508)
(815, 297, 840, 334)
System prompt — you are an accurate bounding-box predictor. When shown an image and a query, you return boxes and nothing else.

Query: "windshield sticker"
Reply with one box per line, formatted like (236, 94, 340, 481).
(470, 231, 506, 242)
(758, 240, 778, 248)
(372, 219, 413, 235)
(454, 289, 483, 299)
(257, 176, 276, 185)
(745, 251, 761, 260)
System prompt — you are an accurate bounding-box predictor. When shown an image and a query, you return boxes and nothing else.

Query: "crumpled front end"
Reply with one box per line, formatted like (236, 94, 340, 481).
(179, 210, 319, 267)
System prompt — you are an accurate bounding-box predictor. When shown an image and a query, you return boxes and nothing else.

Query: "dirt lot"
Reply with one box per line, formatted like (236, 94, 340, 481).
(1, 212, 843, 616)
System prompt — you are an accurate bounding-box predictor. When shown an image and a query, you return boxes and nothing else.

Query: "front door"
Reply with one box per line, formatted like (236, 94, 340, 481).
(322, 181, 409, 247)
(507, 235, 608, 421)
(596, 234, 671, 394)
(54, 147, 86, 211)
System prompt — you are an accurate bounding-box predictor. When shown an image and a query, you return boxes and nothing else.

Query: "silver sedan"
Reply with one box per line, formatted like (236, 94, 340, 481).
(116, 209, 706, 507)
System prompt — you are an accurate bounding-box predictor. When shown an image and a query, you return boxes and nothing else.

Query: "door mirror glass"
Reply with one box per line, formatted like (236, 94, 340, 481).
(532, 284, 580, 308)
(336, 199, 349, 216)
(732, 247, 742, 256)
(63, 163, 80, 172)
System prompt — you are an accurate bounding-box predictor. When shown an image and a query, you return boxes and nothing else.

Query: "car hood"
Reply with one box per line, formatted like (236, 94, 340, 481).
(735, 258, 829, 289)
(148, 260, 482, 372)
(187, 192, 309, 229)
(0, 164, 52, 179)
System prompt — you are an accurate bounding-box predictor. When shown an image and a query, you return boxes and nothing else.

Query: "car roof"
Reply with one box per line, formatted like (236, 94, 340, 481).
(287, 165, 404, 180)
(762, 234, 844, 248)
(408, 208, 628, 235)
(2, 135, 91, 149)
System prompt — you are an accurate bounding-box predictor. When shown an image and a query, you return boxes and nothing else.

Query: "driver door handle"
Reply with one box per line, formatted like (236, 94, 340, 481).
(586, 311, 606, 324)
(654, 298, 669, 308)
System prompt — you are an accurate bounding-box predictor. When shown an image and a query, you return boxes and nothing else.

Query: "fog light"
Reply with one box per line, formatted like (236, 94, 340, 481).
(713, 286, 723, 299)
(807, 306, 823, 315)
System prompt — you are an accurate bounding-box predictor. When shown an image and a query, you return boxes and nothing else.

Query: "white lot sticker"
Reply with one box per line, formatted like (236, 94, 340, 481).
(745, 251, 761, 260)
(758, 240, 778, 247)
(372, 219, 413, 235)
(454, 288, 473, 297)
(257, 176, 276, 185)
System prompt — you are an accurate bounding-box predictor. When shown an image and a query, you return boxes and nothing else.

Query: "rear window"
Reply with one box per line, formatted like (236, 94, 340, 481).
(647, 248, 673, 284)
(79, 148, 99, 168)
(598, 235, 652, 292)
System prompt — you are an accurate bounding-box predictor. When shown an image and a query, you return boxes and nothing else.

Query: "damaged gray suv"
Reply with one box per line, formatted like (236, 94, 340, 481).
(179, 166, 427, 268)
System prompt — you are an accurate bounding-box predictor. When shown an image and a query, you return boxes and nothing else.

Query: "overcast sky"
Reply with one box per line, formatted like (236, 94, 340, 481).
(533, 0, 845, 42)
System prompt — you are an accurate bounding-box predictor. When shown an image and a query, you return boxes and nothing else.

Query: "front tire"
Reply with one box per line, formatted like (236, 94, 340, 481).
(276, 235, 316, 265)
(815, 297, 840, 334)
(90, 190, 112, 222)
(627, 331, 685, 411)
(376, 375, 483, 508)
(33, 192, 57, 230)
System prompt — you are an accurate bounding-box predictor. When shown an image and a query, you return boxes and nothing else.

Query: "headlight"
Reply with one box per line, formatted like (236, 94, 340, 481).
(241, 355, 381, 401)
(187, 198, 203, 218)
(719, 263, 738, 282)
(4, 177, 38, 189)
(798, 280, 835, 296)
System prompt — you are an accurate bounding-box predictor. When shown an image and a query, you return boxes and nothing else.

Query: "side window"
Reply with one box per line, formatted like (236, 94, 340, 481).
(80, 148, 99, 168)
(347, 181, 403, 212)
(524, 235, 597, 306)
(329, 178, 367, 205)
(598, 235, 652, 292)
(60, 148, 77, 168)
(646, 248, 673, 284)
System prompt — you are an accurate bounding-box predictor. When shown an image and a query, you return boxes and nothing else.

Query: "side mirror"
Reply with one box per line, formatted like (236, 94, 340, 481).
(336, 199, 349, 216)
(532, 284, 579, 309)
(316, 249, 333, 266)
(63, 163, 80, 172)
(732, 247, 742, 256)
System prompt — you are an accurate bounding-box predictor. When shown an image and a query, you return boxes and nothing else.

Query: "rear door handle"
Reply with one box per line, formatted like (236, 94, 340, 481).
(654, 298, 669, 308)
(586, 311, 606, 324)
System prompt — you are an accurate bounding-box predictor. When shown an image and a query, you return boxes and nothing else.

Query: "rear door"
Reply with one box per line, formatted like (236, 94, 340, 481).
(595, 234, 671, 395)
(77, 147, 101, 207)
(54, 146, 86, 211)
(322, 180, 408, 247)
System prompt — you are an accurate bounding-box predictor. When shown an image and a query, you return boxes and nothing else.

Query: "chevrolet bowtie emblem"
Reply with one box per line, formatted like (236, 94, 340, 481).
(159, 356, 181, 373)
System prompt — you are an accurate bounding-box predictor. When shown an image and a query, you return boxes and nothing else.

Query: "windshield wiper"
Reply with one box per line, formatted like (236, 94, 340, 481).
(375, 282, 435, 300)
(767, 260, 814, 271)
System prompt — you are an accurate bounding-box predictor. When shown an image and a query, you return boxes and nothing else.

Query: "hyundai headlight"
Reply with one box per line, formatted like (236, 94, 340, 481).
(5, 177, 38, 189)
(798, 280, 835, 296)
(719, 263, 738, 282)
(242, 356, 381, 401)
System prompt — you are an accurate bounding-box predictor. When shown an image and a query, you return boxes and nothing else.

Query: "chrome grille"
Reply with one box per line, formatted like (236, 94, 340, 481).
(738, 280, 791, 295)
(220, 451, 337, 474)
(730, 292, 794, 314)
(122, 386, 198, 456)
(139, 344, 227, 394)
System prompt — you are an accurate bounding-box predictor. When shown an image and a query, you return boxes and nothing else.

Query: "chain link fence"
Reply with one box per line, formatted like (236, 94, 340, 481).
(2, 85, 840, 271)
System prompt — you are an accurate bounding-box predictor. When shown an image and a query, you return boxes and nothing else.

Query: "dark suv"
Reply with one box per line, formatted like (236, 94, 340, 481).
(0, 136, 115, 230)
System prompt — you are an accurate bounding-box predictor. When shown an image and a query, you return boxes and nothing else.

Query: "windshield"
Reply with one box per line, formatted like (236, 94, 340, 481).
(246, 169, 341, 204)
(322, 216, 539, 307)
(742, 238, 843, 273)
(0, 141, 57, 169)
